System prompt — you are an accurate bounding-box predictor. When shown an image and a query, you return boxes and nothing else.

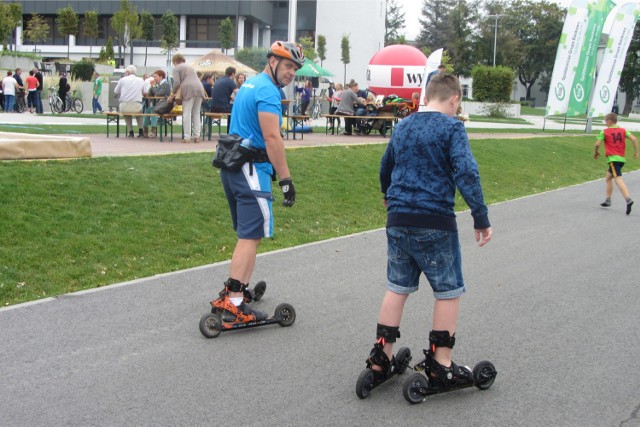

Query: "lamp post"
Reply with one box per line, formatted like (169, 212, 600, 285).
(488, 14, 503, 67)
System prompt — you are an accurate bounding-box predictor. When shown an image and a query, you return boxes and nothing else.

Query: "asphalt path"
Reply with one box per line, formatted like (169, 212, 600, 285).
(1, 172, 640, 426)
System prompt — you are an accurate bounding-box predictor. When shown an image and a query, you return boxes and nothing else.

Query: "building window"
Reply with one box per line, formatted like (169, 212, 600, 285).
(186, 17, 221, 48)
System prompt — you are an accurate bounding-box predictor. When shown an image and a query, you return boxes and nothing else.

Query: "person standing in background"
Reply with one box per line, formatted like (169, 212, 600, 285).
(25, 70, 39, 113)
(92, 71, 104, 114)
(33, 67, 43, 114)
(168, 53, 206, 143)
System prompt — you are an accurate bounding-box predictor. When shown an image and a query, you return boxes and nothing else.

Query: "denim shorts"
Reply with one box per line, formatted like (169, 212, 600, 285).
(386, 226, 465, 299)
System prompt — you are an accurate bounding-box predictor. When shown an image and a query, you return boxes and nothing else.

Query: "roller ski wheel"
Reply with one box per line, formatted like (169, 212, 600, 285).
(199, 313, 222, 338)
(274, 303, 296, 327)
(355, 347, 412, 399)
(403, 373, 430, 404)
(473, 360, 497, 390)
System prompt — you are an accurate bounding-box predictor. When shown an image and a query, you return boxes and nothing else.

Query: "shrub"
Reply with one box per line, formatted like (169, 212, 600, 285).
(236, 47, 268, 73)
(70, 60, 94, 81)
(471, 65, 514, 102)
(479, 102, 513, 118)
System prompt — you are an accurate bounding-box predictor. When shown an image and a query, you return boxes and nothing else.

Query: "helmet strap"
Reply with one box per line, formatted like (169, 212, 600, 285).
(268, 57, 284, 87)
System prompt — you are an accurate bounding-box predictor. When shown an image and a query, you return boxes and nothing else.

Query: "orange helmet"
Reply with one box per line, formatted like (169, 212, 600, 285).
(267, 41, 305, 69)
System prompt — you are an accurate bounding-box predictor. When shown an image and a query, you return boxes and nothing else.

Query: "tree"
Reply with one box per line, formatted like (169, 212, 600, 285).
(0, 4, 12, 50)
(83, 11, 99, 59)
(447, 0, 479, 76)
(220, 17, 234, 55)
(317, 34, 327, 66)
(111, 0, 141, 66)
(473, 1, 519, 68)
(416, 0, 457, 50)
(0, 3, 22, 51)
(140, 11, 155, 66)
(56, 5, 78, 59)
(24, 13, 49, 54)
(501, 0, 564, 100)
(299, 36, 317, 62)
(340, 35, 351, 86)
(619, 25, 640, 116)
(161, 11, 179, 67)
(236, 47, 268, 71)
(385, 0, 406, 45)
(8, 3, 22, 51)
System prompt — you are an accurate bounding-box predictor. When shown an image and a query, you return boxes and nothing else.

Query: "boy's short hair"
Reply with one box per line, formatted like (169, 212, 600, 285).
(605, 112, 618, 124)
(425, 73, 462, 103)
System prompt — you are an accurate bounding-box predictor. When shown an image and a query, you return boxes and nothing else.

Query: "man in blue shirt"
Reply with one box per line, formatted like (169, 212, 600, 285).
(211, 66, 237, 113)
(214, 41, 304, 321)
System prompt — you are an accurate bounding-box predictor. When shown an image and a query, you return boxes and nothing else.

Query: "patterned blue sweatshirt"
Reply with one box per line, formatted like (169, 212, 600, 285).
(380, 111, 490, 231)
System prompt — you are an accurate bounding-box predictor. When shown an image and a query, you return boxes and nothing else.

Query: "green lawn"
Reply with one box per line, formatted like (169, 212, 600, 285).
(2, 135, 627, 307)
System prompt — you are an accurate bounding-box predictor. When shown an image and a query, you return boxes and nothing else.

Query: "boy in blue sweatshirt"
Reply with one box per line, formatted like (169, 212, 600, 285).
(364, 73, 493, 388)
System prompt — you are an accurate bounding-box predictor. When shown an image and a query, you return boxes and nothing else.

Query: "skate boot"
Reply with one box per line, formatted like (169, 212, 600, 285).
(211, 296, 268, 323)
(356, 324, 412, 399)
(403, 330, 496, 404)
(216, 278, 264, 304)
(211, 278, 267, 322)
(413, 330, 474, 390)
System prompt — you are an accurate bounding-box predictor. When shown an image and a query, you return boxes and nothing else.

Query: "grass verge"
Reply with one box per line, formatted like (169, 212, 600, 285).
(1, 136, 634, 306)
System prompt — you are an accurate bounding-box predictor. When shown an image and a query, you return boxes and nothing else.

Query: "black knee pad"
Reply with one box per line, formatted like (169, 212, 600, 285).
(429, 330, 456, 353)
(224, 278, 247, 293)
(376, 323, 400, 343)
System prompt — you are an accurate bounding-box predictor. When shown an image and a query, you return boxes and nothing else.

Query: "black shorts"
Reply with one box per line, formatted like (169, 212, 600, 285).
(607, 161, 625, 177)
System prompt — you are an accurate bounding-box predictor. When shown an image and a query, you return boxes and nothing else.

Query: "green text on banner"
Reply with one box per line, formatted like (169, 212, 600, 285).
(566, 0, 616, 116)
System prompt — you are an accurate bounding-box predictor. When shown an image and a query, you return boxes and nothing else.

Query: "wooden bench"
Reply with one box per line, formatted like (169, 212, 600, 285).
(106, 112, 179, 142)
(286, 114, 310, 140)
(322, 113, 396, 137)
(202, 112, 231, 140)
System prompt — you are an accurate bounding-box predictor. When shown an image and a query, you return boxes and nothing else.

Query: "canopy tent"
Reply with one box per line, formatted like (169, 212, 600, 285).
(190, 51, 256, 76)
(295, 61, 334, 78)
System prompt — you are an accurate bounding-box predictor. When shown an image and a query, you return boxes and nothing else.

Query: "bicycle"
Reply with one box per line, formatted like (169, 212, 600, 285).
(48, 87, 83, 113)
(14, 88, 26, 113)
(292, 95, 321, 119)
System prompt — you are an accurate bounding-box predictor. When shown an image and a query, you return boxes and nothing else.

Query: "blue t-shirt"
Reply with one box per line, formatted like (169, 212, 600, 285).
(229, 72, 282, 174)
(211, 76, 237, 112)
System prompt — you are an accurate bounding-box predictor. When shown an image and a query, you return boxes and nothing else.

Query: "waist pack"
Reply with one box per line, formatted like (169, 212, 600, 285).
(212, 134, 270, 172)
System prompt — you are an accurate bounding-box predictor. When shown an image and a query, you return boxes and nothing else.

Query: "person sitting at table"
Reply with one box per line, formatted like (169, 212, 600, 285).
(235, 72, 246, 89)
(211, 66, 237, 114)
(114, 65, 145, 138)
(201, 73, 214, 112)
(329, 83, 343, 130)
(144, 70, 171, 138)
(335, 81, 360, 135)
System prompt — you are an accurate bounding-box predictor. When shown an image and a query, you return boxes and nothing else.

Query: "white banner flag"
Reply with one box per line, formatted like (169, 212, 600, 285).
(545, 0, 593, 116)
(418, 48, 443, 112)
(590, 1, 640, 118)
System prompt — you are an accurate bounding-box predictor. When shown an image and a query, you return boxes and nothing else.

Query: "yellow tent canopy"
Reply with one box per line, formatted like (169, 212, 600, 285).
(190, 50, 257, 76)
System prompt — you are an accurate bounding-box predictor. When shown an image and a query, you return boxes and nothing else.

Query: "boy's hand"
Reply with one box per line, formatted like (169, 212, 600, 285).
(594, 152, 600, 159)
(475, 227, 492, 247)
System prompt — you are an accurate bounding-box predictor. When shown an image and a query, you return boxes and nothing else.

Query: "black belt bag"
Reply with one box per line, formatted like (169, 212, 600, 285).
(212, 134, 270, 172)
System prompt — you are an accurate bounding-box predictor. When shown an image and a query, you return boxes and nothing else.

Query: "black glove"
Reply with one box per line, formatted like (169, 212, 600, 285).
(279, 178, 296, 207)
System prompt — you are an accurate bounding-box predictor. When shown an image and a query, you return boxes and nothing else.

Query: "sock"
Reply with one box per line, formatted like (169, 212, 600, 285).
(230, 297, 243, 306)
(601, 198, 611, 207)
